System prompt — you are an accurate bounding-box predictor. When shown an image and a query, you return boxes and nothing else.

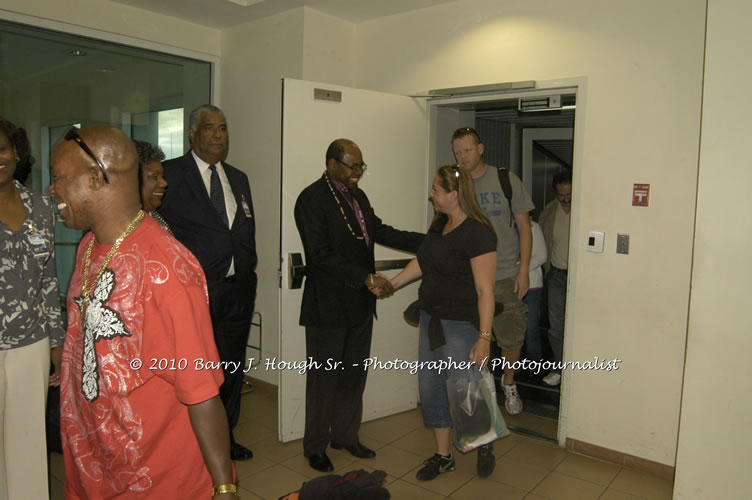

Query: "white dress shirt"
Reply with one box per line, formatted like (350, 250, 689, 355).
(192, 150, 237, 276)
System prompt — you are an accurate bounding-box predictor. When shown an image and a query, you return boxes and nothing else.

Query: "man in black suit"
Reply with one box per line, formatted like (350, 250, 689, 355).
(294, 138, 424, 472)
(159, 104, 257, 461)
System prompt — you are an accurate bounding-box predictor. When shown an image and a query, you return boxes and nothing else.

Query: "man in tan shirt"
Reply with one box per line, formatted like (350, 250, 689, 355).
(539, 170, 572, 386)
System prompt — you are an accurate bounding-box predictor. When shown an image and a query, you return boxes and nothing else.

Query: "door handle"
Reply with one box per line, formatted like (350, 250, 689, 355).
(288, 252, 306, 289)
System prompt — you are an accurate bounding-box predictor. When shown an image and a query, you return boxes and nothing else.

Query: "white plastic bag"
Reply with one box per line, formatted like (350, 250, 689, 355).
(446, 367, 510, 452)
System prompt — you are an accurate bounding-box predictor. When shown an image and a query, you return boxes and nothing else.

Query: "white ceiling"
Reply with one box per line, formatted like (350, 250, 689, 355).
(110, 0, 454, 28)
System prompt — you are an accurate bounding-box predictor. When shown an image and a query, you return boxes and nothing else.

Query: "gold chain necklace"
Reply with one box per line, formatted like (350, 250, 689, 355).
(80, 210, 144, 323)
(324, 174, 365, 241)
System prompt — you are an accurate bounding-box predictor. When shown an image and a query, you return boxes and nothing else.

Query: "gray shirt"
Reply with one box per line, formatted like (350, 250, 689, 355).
(472, 166, 535, 280)
(0, 181, 65, 350)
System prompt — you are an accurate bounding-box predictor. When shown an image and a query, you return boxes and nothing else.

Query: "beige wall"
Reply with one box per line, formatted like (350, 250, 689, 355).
(220, 9, 305, 383)
(355, 0, 706, 465)
(301, 8, 355, 86)
(0, 0, 220, 57)
(674, 0, 752, 497)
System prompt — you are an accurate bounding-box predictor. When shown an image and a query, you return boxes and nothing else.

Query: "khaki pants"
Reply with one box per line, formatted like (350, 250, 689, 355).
(0, 338, 50, 500)
(492, 278, 528, 350)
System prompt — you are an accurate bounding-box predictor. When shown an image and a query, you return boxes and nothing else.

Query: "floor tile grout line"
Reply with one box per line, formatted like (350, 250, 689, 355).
(523, 457, 565, 499)
(598, 464, 631, 499)
(483, 472, 542, 494)
(597, 476, 652, 500)
(243, 461, 313, 499)
(446, 472, 499, 498)
(409, 465, 478, 498)
(496, 435, 524, 457)
(549, 460, 618, 492)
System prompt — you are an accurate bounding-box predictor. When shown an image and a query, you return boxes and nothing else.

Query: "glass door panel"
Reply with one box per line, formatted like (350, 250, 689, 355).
(0, 18, 212, 296)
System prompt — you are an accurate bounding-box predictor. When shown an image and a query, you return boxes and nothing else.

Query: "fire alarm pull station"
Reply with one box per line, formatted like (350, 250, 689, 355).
(587, 231, 605, 253)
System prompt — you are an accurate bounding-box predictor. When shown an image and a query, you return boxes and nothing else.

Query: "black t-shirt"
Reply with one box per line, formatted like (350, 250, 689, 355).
(417, 217, 497, 311)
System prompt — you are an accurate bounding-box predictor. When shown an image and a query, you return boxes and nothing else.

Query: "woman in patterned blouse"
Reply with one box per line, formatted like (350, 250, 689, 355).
(0, 116, 65, 499)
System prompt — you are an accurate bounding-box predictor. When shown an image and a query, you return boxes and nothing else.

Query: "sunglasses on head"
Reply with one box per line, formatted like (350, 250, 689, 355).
(64, 128, 110, 184)
(453, 126, 482, 144)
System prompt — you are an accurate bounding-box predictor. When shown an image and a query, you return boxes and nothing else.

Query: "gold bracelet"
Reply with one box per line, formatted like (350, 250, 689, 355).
(478, 330, 492, 339)
(211, 483, 238, 496)
(369, 274, 374, 286)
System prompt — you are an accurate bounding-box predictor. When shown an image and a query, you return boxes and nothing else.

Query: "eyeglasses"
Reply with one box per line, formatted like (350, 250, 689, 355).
(335, 158, 368, 172)
(64, 128, 110, 184)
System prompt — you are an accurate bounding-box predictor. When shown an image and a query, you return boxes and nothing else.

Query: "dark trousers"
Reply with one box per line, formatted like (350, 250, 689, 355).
(303, 315, 373, 457)
(210, 280, 253, 443)
(547, 267, 568, 371)
(522, 287, 544, 361)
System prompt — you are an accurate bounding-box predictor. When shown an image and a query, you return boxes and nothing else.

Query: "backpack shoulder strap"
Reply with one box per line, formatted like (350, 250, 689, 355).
(496, 167, 514, 226)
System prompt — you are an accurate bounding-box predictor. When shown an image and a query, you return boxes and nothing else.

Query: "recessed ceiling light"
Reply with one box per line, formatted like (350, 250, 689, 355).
(66, 49, 87, 56)
(226, 0, 264, 6)
(95, 68, 114, 73)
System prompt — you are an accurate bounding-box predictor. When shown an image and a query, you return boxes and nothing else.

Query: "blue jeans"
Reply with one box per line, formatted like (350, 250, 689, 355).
(547, 267, 568, 372)
(418, 310, 478, 428)
(522, 288, 544, 362)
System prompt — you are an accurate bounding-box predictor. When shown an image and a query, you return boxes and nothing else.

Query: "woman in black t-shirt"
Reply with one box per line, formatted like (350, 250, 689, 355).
(390, 165, 498, 481)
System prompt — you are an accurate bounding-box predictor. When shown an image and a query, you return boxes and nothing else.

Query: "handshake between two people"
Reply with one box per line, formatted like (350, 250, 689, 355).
(365, 273, 395, 299)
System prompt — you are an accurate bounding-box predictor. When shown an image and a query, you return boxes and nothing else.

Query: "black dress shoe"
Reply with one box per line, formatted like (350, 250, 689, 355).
(230, 442, 253, 461)
(308, 453, 334, 472)
(330, 442, 376, 459)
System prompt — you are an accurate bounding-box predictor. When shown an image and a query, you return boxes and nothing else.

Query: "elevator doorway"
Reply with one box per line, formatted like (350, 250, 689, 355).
(431, 92, 576, 441)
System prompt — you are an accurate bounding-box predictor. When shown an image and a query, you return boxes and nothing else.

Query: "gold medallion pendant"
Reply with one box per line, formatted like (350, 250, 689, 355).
(79, 210, 144, 324)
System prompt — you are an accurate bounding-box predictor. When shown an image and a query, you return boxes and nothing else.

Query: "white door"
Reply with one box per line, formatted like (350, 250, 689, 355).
(279, 78, 428, 442)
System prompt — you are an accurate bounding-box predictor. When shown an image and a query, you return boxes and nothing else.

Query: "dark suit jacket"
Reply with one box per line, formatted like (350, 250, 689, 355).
(294, 175, 424, 328)
(159, 151, 257, 320)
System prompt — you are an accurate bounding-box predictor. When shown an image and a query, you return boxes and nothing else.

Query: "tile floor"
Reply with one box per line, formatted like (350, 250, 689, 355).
(48, 383, 674, 499)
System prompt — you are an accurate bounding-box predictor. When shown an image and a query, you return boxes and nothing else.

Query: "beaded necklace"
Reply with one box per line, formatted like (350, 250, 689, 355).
(325, 174, 364, 240)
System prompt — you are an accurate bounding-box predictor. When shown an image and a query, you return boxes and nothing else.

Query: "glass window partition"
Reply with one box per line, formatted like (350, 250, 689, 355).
(0, 19, 212, 297)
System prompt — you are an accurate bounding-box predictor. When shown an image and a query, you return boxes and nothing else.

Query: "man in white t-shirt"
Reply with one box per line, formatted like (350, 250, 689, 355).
(539, 170, 572, 386)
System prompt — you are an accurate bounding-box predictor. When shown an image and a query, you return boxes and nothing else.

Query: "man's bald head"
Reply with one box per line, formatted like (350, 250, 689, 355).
(325, 138, 358, 165)
(49, 125, 142, 237)
(76, 125, 139, 180)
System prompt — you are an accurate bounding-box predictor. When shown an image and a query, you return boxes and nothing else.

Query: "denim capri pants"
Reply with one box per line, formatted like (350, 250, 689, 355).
(418, 310, 479, 428)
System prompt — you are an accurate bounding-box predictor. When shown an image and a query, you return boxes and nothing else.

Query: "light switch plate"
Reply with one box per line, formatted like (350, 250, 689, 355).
(617, 234, 630, 254)
(587, 231, 605, 253)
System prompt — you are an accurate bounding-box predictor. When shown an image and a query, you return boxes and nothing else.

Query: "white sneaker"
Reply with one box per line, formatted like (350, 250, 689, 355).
(542, 372, 561, 386)
(502, 382, 523, 415)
